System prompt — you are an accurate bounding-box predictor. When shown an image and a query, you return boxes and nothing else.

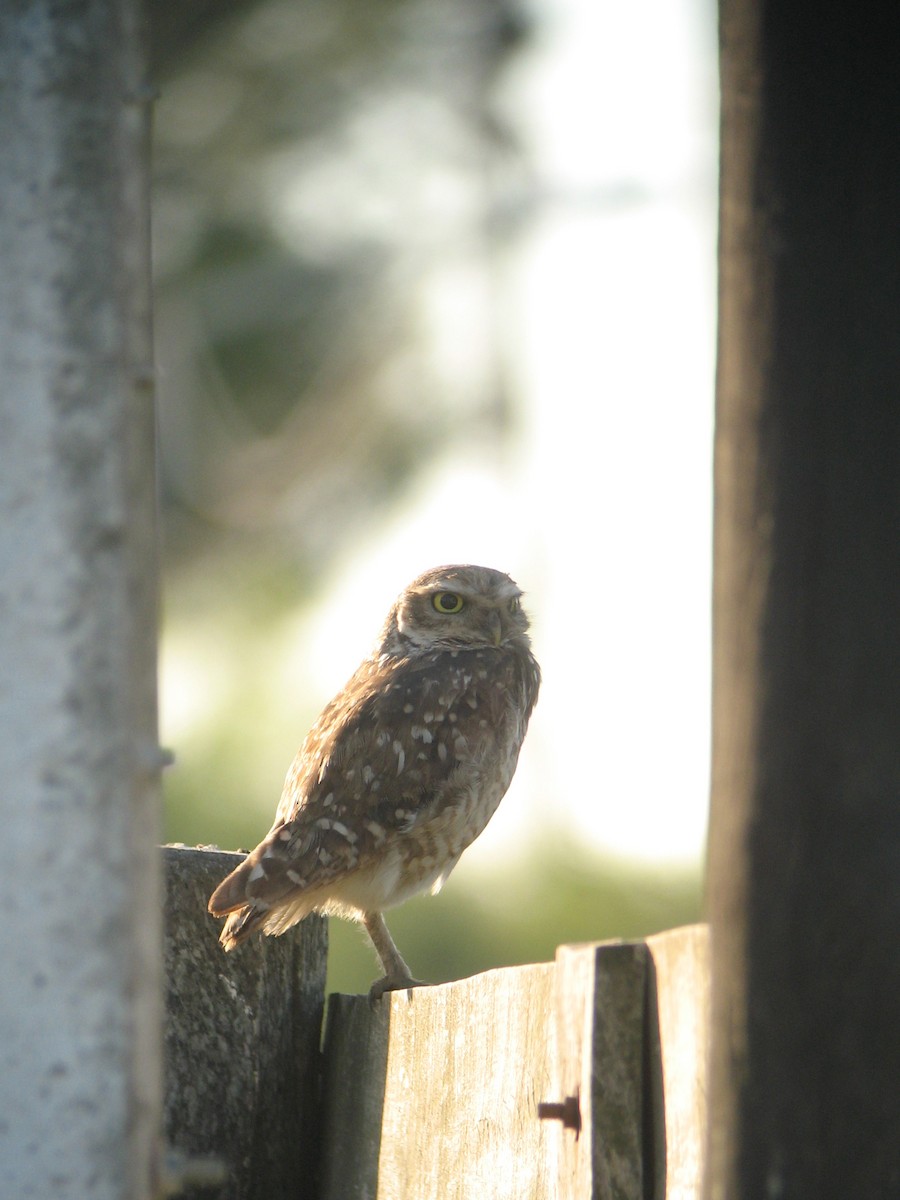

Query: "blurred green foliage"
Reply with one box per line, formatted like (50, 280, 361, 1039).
(324, 840, 701, 995)
(154, 0, 705, 998)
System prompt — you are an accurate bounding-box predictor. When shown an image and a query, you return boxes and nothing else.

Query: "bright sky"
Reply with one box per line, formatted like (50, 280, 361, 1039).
(161, 0, 718, 869)
(300, 0, 718, 866)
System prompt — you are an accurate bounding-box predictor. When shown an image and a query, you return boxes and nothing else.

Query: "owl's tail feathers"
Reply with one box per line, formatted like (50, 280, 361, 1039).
(208, 857, 252, 916)
(209, 827, 315, 949)
(208, 857, 270, 951)
(217, 905, 268, 951)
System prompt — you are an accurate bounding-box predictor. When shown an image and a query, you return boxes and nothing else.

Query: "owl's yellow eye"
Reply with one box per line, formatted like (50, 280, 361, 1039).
(432, 591, 464, 614)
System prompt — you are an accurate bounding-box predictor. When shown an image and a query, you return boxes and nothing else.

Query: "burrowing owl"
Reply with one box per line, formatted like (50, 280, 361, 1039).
(208, 564, 541, 1000)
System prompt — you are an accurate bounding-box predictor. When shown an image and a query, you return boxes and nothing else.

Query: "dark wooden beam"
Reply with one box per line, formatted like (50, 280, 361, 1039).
(708, 1, 900, 1196)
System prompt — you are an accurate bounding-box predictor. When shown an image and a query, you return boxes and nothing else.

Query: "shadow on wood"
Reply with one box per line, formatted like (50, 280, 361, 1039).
(553, 942, 648, 1199)
(163, 847, 327, 1200)
(318, 993, 392, 1200)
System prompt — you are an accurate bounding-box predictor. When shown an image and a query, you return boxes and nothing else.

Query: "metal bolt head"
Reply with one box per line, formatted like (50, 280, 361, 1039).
(537, 1094, 582, 1137)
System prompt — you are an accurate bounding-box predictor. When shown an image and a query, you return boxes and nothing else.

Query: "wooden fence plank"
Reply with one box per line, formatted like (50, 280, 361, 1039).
(646, 926, 710, 1200)
(163, 846, 327, 1200)
(318, 991, 392, 1200)
(554, 941, 650, 1200)
(320, 933, 707, 1200)
(162, 882, 709, 1200)
(320, 964, 557, 1200)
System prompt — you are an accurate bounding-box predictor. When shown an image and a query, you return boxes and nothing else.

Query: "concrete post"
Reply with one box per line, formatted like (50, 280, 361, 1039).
(0, 2, 161, 1197)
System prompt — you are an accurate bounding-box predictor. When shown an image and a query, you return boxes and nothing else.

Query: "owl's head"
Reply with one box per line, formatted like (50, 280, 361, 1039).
(380, 564, 531, 654)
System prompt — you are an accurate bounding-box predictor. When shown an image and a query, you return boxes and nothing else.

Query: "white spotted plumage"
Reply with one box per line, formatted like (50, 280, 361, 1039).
(208, 564, 540, 1000)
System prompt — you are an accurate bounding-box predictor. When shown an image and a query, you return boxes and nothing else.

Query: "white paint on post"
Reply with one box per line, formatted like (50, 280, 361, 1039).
(0, 3, 161, 1198)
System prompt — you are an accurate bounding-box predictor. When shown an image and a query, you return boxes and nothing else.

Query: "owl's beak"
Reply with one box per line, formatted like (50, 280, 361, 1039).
(486, 609, 503, 647)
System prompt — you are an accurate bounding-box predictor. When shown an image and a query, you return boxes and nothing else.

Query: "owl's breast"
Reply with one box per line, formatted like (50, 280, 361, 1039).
(273, 641, 538, 913)
(372, 644, 537, 890)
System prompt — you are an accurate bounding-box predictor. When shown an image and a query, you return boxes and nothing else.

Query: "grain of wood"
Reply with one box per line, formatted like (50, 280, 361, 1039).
(321, 964, 557, 1200)
(554, 941, 649, 1200)
(163, 847, 327, 1200)
(646, 926, 710, 1200)
(319, 935, 702, 1200)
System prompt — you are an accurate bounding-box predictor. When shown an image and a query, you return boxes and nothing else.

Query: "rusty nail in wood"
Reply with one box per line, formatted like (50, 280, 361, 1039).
(537, 1094, 581, 1136)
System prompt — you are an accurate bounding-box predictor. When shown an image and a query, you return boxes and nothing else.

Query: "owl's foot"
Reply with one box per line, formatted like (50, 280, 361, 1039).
(367, 971, 425, 1005)
(363, 911, 424, 1004)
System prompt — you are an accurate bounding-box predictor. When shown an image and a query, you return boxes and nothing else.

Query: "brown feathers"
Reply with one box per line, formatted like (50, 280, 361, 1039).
(207, 565, 540, 995)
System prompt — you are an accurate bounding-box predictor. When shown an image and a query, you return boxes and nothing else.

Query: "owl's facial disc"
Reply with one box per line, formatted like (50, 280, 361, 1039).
(386, 565, 530, 653)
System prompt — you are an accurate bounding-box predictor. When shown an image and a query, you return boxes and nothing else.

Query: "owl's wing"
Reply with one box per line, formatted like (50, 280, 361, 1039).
(209, 650, 495, 921)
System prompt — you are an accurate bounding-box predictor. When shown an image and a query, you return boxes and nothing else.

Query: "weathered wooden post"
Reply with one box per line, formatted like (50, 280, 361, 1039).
(709, 0, 900, 1196)
(163, 847, 327, 1200)
(0, 2, 161, 1197)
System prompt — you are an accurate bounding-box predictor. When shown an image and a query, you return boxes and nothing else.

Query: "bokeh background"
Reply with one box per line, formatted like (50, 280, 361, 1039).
(153, 0, 717, 993)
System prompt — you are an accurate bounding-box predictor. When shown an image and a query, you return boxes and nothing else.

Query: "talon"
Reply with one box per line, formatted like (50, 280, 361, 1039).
(368, 974, 425, 1005)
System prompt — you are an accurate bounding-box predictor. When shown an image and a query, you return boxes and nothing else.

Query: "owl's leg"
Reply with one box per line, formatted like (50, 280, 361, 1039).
(363, 911, 423, 1002)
